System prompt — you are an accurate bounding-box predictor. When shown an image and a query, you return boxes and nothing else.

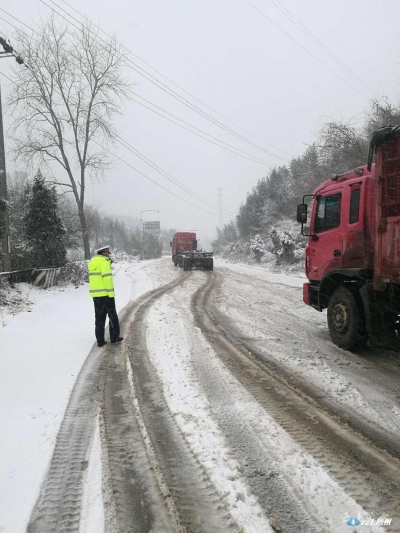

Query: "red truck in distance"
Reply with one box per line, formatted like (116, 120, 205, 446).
(171, 232, 197, 266)
(297, 125, 400, 350)
(170, 232, 213, 271)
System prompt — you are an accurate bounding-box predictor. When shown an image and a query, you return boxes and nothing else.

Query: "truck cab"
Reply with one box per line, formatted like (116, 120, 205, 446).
(171, 232, 197, 266)
(305, 165, 375, 293)
(298, 127, 400, 350)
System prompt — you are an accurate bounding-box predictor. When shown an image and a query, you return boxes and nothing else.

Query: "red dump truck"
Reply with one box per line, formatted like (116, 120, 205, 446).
(297, 125, 400, 350)
(170, 232, 213, 271)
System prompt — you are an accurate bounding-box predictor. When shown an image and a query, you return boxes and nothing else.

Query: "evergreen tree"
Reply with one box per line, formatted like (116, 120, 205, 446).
(24, 171, 67, 267)
(211, 222, 238, 252)
(141, 232, 162, 259)
(8, 175, 32, 270)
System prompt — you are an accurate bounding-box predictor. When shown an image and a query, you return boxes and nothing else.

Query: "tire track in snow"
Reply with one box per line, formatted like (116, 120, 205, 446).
(100, 272, 188, 532)
(169, 281, 319, 533)
(192, 271, 400, 532)
(27, 343, 103, 533)
(217, 269, 400, 457)
(309, 332, 400, 442)
(100, 336, 175, 532)
(222, 268, 400, 374)
(146, 292, 275, 532)
(27, 262, 181, 533)
(125, 274, 238, 533)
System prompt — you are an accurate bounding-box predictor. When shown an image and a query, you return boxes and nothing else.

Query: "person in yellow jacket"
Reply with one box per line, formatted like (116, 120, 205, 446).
(88, 245, 123, 347)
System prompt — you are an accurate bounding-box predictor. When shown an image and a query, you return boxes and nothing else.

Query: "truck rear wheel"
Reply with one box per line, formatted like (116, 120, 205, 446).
(208, 258, 214, 271)
(327, 287, 368, 350)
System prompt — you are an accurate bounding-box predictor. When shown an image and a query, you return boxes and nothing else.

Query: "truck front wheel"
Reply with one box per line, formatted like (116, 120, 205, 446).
(327, 287, 367, 350)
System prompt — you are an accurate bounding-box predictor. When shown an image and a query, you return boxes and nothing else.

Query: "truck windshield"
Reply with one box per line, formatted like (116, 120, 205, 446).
(314, 194, 341, 233)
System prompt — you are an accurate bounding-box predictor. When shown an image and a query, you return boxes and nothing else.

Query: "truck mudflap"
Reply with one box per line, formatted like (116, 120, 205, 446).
(303, 282, 311, 306)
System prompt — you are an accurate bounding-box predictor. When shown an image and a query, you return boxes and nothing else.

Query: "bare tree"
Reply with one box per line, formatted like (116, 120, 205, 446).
(364, 97, 400, 138)
(8, 16, 130, 258)
(319, 118, 369, 173)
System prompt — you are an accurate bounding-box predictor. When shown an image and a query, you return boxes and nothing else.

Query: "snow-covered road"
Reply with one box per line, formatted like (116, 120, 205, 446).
(214, 264, 400, 454)
(0, 259, 169, 533)
(1, 258, 399, 532)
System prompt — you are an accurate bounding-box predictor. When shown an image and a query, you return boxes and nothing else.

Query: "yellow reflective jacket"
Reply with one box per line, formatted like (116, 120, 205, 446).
(88, 255, 115, 298)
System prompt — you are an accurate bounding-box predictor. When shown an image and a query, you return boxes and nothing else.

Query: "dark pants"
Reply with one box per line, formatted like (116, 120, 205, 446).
(93, 296, 120, 345)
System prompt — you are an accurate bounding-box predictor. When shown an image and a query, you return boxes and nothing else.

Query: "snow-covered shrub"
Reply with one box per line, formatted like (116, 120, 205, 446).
(219, 240, 251, 261)
(57, 261, 88, 288)
(260, 251, 276, 264)
(293, 248, 305, 260)
(67, 248, 85, 262)
(213, 218, 306, 271)
(112, 251, 139, 262)
(0, 277, 7, 307)
(268, 219, 305, 264)
(0, 277, 32, 314)
(250, 234, 265, 262)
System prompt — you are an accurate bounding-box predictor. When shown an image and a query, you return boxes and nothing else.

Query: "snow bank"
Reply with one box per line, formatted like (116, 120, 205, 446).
(0, 260, 155, 533)
(215, 218, 306, 275)
(215, 258, 306, 288)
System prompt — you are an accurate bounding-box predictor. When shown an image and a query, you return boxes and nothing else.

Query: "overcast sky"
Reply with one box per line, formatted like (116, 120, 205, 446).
(1, 0, 400, 244)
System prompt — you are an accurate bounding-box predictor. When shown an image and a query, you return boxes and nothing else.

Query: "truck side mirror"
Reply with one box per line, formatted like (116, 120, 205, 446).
(193, 240, 198, 250)
(170, 241, 172, 247)
(297, 204, 307, 224)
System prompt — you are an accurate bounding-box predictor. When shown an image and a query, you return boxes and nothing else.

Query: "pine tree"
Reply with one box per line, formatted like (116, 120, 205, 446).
(141, 232, 162, 259)
(8, 175, 32, 269)
(24, 171, 67, 267)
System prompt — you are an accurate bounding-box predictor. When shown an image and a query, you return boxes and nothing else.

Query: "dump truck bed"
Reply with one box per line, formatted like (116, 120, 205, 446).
(373, 129, 400, 284)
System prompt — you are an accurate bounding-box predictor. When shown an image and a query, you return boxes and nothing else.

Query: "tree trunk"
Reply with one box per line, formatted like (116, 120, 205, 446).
(78, 204, 91, 259)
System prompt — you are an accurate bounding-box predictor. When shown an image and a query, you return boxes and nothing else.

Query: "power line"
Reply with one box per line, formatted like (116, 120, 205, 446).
(115, 135, 236, 217)
(40, 0, 292, 162)
(0, 17, 240, 215)
(91, 139, 231, 219)
(0, 9, 41, 37)
(267, 0, 374, 94)
(0, 71, 236, 220)
(57, 0, 291, 157)
(0, 6, 282, 166)
(243, 0, 370, 100)
(126, 91, 275, 166)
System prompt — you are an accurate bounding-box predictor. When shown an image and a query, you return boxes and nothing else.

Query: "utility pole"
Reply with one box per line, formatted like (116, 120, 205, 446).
(0, 83, 11, 272)
(0, 37, 24, 272)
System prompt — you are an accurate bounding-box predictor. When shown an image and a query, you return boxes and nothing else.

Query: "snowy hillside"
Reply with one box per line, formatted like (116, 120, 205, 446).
(213, 218, 306, 274)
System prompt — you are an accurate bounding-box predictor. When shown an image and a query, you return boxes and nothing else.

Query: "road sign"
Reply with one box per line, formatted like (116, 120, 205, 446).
(143, 221, 160, 231)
